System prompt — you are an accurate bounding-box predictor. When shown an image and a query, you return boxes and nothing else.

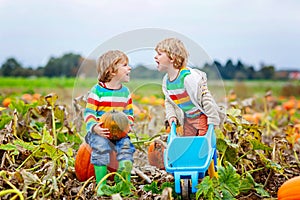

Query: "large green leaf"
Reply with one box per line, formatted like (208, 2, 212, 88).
(218, 162, 241, 197)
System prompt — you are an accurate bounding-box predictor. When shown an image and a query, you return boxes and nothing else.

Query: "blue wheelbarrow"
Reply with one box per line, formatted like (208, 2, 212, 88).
(164, 122, 218, 198)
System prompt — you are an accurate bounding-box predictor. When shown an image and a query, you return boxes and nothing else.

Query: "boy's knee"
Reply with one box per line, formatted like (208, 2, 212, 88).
(91, 150, 111, 166)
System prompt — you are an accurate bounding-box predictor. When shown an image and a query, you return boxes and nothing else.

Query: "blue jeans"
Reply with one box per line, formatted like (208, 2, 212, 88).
(85, 132, 136, 166)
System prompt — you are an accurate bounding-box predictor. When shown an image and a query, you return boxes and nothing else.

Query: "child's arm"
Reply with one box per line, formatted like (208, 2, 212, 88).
(201, 90, 220, 125)
(84, 96, 99, 133)
(84, 91, 110, 137)
(197, 77, 220, 126)
(123, 92, 134, 130)
(162, 75, 179, 125)
(185, 69, 220, 126)
(165, 97, 178, 125)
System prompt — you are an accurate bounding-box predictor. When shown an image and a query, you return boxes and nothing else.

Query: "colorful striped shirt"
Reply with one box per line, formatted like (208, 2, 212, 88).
(84, 82, 134, 133)
(167, 67, 202, 118)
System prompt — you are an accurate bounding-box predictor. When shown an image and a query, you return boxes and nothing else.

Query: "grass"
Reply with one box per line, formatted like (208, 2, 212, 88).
(0, 77, 299, 99)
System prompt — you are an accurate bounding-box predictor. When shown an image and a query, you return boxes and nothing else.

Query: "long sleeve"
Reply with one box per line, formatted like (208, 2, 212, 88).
(185, 69, 220, 126)
(124, 94, 134, 126)
(84, 87, 100, 133)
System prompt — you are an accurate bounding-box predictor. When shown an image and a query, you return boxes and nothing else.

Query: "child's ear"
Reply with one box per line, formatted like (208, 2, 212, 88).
(170, 54, 175, 63)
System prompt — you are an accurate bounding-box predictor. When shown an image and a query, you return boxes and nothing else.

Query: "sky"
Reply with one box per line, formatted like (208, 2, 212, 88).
(1, 0, 300, 71)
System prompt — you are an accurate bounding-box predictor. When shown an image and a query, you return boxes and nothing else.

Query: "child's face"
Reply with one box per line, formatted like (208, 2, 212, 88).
(154, 50, 173, 72)
(113, 59, 131, 83)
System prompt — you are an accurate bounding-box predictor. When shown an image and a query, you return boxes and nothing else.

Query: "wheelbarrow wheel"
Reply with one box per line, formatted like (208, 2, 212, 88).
(181, 179, 190, 199)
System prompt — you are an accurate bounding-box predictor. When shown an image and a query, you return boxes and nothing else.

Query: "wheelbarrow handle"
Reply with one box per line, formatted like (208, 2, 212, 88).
(167, 121, 177, 144)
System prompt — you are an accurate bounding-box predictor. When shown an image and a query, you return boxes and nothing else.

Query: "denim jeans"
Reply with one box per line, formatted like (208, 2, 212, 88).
(85, 131, 136, 166)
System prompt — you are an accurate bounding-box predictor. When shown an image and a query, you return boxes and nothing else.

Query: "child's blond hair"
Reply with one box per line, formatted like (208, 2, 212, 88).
(97, 50, 128, 82)
(155, 38, 189, 69)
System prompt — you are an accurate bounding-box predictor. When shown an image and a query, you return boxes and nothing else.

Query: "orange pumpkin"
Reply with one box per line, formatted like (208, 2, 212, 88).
(75, 142, 118, 181)
(21, 93, 33, 103)
(75, 142, 95, 182)
(2, 98, 11, 107)
(100, 110, 130, 140)
(278, 176, 300, 200)
(148, 140, 165, 170)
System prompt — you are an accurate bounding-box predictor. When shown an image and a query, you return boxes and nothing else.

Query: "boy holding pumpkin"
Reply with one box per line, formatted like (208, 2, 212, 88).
(84, 50, 135, 196)
(154, 38, 221, 136)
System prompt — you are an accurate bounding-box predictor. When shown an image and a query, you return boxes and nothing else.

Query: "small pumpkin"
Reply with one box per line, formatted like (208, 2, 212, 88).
(100, 110, 130, 140)
(75, 142, 118, 182)
(21, 93, 33, 103)
(2, 97, 11, 107)
(148, 140, 165, 170)
(278, 176, 300, 200)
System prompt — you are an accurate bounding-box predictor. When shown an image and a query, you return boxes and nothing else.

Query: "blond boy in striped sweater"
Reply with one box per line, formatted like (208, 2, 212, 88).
(84, 50, 135, 196)
(154, 38, 220, 136)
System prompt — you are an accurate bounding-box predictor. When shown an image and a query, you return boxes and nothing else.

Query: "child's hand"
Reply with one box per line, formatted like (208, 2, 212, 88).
(93, 122, 110, 138)
(168, 117, 178, 126)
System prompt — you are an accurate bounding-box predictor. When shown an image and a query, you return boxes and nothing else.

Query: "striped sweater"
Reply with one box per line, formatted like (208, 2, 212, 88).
(163, 67, 221, 126)
(84, 82, 134, 133)
(167, 67, 202, 118)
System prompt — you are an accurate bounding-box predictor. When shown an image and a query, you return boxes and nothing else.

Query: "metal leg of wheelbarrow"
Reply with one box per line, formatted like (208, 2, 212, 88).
(174, 171, 199, 194)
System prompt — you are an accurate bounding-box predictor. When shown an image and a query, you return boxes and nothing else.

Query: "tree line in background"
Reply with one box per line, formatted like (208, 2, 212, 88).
(0, 53, 295, 80)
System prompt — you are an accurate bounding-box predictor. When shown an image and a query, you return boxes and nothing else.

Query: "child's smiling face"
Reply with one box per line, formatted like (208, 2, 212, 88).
(154, 50, 173, 72)
(114, 59, 131, 83)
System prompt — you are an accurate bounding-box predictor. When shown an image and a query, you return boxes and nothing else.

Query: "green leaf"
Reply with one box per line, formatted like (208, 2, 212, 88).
(42, 126, 54, 145)
(101, 180, 133, 197)
(0, 143, 19, 155)
(9, 99, 32, 117)
(196, 176, 215, 199)
(239, 173, 255, 193)
(118, 181, 132, 196)
(249, 138, 272, 151)
(218, 162, 241, 197)
(0, 114, 12, 129)
(40, 143, 64, 161)
(14, 139, 36, 151)
(254, 186, 270, 197)
(30, 132, 42, 140)
(258, 153, 283, 173)
(217, 138, 239, 153)
(161, 182, 174, 190)
(217, 138, 228, 153)
(54, 106, 65, 123)
(220, 189, 235, 200)
(225, 146, 239, 164)
(57, 132, 81, 149)
(143, 181, 160, 194)
(100, 185, 114, 196)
